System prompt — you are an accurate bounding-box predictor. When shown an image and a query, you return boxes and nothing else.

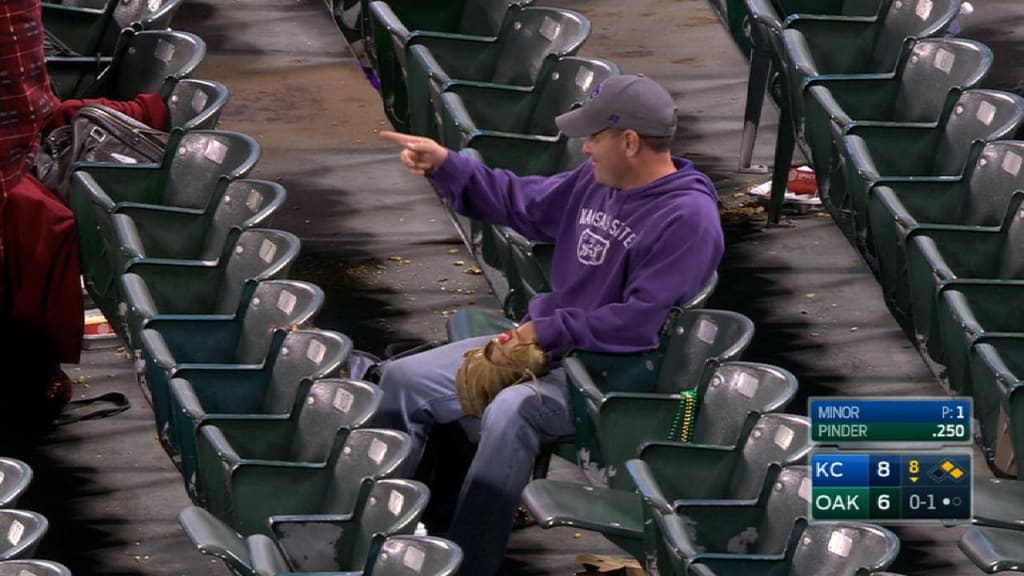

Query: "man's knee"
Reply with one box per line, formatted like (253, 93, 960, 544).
(378, 355, 419, 392)
(480, 385, 538, 430)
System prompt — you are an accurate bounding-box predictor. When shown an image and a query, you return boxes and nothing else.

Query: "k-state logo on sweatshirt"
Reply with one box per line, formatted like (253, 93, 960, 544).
(577, 229, 610, 266)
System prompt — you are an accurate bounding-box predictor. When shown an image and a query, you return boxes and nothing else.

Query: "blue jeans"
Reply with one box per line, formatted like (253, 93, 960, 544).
(373, 335, 575, 576)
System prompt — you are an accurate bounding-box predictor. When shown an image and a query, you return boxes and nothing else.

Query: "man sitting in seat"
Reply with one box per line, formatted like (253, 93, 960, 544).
(377, 74, 724, 576)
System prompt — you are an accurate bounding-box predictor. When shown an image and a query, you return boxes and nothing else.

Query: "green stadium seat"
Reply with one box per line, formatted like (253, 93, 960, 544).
(636, 465, 811, 575)
(438, 55, 618, 149)
(404, 6, 591, 138)
(688, 519, 899, 576)
(138, 280, 323, 462)
(871, 142, 1024, 337)
(190, 379, 383, 528)
(522, 412, 810, 561)
(48, 28, 204, 100)
(839, 89, 1024, 256)
(0, 560, 72, 576)
(0, 510, 48, 560)
(43, 0, 183, 57)
(0, 460, 32, 509)
(805, 37, 991, 220)
(367, 0, 531, 131)
(179, 476, 427, 572)
(763, 0, 960, 222)
(170, 331, 353, 500)
(566, 310, 758, 480)
(71, 129, 260, 324)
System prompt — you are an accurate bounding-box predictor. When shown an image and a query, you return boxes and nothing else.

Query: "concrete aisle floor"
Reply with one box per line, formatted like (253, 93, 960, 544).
(9, 0, 1024, 574)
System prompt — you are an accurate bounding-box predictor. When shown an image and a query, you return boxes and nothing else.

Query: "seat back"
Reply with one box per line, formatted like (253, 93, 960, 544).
(869, 0, 960, 72)
(727, 413, 812, 498)
(693, 362, 799, 446)
(351, 479, 431, 569)
(526, 56, 619, 135)
(0, 560, 72, 576)
(166, 78, 231, 131)
(216, 229, 300, 314)
(322, 429, 413, 514)
(234, 280, 324, 363)
(100, 29, 206, 100)
(164, 130, 262, 209)
(935, 90, 1024, 175)
(754, 466, 811, 555)
(263, 330, 351, 413)
(105, 0, 183, 52)
(201, 179, 287, 260)
(0, 460, 32, 509)
(0, 510, 48, 560)
(998, 190, 1024, 279)
(365, 535, 463, 576)
(789, 521, 900, 576)
(656, 309, 755, 394)
(288, 379, 382, 462)
(893, 38, 993, 123)
(572, 307, 752, 397)
(491, 7, 591, 86)
(459, 0, 521, 35)
(955, 141, 1024, 230)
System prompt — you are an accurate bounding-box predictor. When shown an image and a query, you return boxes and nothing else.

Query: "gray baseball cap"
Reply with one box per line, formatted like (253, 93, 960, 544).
(555, 74, 677, 139)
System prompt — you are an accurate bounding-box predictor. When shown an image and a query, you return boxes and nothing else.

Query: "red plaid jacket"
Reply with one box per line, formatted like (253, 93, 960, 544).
(0, 0, 59, 193)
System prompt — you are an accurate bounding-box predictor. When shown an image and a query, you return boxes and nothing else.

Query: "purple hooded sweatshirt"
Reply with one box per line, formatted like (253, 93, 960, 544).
(428, 151, 724, 362)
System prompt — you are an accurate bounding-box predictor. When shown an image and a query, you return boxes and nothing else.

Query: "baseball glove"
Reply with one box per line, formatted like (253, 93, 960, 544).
(455, 329, 549, 417)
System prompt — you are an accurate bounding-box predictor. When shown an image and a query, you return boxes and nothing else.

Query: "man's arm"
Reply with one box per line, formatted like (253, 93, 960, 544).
(381, 131, 580, 242)
(530, 206, 725, 361)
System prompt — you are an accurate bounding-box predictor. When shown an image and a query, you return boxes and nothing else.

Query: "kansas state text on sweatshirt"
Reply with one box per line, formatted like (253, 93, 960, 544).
(428, 152, 724, 362)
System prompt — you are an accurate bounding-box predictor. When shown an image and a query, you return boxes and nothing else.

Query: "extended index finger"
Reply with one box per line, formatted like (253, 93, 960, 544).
(379, 130, 426, 148)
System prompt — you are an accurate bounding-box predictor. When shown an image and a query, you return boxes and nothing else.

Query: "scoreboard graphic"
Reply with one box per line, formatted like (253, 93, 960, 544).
(808, 397, 973, 524)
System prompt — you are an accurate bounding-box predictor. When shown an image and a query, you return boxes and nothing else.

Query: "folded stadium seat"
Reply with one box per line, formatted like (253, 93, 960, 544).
(973, 476, 1024, 533)
(0, 510, 48, 560)
(71, 129, 261, 325)
(190, 379, 383, 526)
(367, 0, 533, 131)
(0, 460, 32, 509)
(137, 280, 324, 461)
(870, 141, 1024, 340)
(935, 278, 1024, 399)
(358, 535, 463, 576)
(43, 0, 183, 57)
(169, 330, 353, 500)
(805, 37, 992, 223)
(178, 476, 427, 573)
(437, 55, 619, 149)
(119, 228, 300, 351)
(404, 6, 591, 138)
(112, 179, 285, 276)
(47, 28, 205, 100)
(740, 0, 888, 172)
(973, 338, 1024, 474)
(565, 310, 757, 480)
(687, 519, 900, 576)
(763, 0, 961, 223)
(523, 412, 809, 560)
(839, 89, 1024, 271)
(633, 465, 810, 575)
(502, 228, 555, 321)
(961, 525, 1024, 574)
(0, 560, 71, 576)
(164, 78, 231, 131)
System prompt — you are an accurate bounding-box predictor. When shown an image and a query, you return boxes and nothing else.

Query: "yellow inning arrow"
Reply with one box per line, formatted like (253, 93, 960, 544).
(909, 477, 919, 483)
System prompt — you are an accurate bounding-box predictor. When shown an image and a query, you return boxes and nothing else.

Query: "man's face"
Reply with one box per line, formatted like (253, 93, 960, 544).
(582, 128, 627, 188)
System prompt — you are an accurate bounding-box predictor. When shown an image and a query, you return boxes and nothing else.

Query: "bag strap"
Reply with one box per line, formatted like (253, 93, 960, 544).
(53, 392, 130, 426)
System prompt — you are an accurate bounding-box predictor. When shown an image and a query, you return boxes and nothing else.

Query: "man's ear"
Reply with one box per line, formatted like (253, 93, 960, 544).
(623, 129, 642, 156)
